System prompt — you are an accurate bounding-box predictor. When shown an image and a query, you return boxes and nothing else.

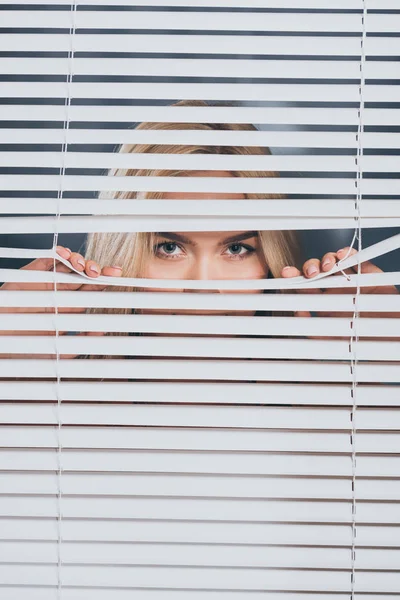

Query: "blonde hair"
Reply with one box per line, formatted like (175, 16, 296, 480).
(85, 99, 300, 316)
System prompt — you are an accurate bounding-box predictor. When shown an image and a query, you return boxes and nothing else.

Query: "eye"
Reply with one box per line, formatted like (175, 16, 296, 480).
(224, 243, 255, 258)
(154, 241, 184, 259)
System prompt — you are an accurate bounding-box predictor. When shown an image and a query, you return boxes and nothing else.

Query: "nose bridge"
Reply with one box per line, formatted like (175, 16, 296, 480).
(184, 252, 220, 293)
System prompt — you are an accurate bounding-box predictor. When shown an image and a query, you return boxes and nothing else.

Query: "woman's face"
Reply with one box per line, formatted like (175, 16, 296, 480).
(139, 170, 268, 316)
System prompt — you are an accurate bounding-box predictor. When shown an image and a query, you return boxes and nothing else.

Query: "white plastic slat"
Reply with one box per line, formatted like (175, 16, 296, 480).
(0, 33, 366, 56)
(0, 539, 351, 568)
(0, 517, 355, 544)
(1, 291, 398, 312)
(2, 153, 400, 174)
(4, 58, 399, 81)
(357, 456, 400, 478)
(4, 198, 399, 218)
(357, 410, 400, 431)
(11, 0, 364, 7)
(0, 425, 352, 453)
(357, 525, 400, 548)
(0, 152, 361, 171)
(0, 98, 390, 121)
(0, 358, 398, 383)
(0, 404, 351, 429)
(1, 30, 395, 56)
(0, 472, 352, 500)
(357, 504, 400, 525)
(2, 335, 399, 362)
(5, 129, 396, 149)
(357, 480, 400, 502)
(0, 57, 370, 80)
(0, 405, 397, 432)
(0, 564, 352, 591)
(2, 494, 400, 525)
(0, 101, 367, 123)
(0, 590, 354, 600)
(3, 215, 400, 233)
(358, 548, 400, 570)
(357, 433, 400, 453)
(1, 314, 398, 338)
(357, 572, 400, 594)
(0, 449, 353, 476)
(368, 14, 400, 34)
(33, 473, 400, 502)
(2, 382, 397, 407)
(0, 11, 363, 32)
(2, 174, 399, 195)
(0, 426, 350, 452)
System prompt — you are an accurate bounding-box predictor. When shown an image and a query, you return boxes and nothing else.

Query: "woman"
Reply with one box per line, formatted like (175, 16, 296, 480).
(0, 99, 397, 350)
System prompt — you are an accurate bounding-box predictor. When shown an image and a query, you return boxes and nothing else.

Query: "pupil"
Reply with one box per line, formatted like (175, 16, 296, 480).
(231, 244, 241, 254)
(165, 243, 176, 253)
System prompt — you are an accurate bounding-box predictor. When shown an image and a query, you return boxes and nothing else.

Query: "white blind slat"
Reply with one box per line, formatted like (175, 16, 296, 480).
(3, 175, 399, 195)
(1, 314, 398, 338)
(1, 199, 398, 219)
(1, 382, 398, 406)
(7, 58, 399, 80)
(0, 471, 352, 501)
(0, 404, 351, 429)
(1, 33, 395, 56)
(2, 153, 400, 174)
(0, 449, 352, 476)
(9, 0, 365, 7)
(4, 216, 400, 233)
(0, 564, 353, 590)
(2, 336, 399, 362)
(4, 129, 397, 149)
(0, 539, 351, 568)
(0, 426, 349, 452)
(1, 290, 398, 312)
(0, 11, 363, 32)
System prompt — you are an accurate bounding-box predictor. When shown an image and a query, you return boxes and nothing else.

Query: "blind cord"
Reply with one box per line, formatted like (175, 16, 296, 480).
(349, 2, 366, 597)
(54, 2, 77, 597)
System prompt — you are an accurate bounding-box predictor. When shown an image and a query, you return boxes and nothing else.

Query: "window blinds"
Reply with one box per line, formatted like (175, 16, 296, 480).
(0, 1, 400, 598)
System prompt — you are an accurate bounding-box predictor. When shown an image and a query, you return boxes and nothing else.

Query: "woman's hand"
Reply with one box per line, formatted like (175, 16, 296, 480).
(281, 246, 399, 320)
(0, 246, 123, 358)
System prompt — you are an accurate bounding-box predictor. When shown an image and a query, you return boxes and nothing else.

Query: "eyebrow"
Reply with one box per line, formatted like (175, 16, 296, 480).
(156, 231, 259, 246)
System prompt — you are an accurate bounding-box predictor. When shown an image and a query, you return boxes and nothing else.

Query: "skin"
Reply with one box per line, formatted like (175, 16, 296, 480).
(0, 170, 398, 357)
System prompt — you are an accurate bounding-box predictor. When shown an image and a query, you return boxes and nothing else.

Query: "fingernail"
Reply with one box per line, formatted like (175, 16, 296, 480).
(322, 259, 332, 268)
(306, 265, 318, 276)
(111, 265, 123, 270)
(65, 248, 71, 253)
(56, 246, 69, 257)
(77, 259, 85, 268)
(337, 248, 345, 254)
(89, 265, 100, 274)
(282, 266, 293, 271)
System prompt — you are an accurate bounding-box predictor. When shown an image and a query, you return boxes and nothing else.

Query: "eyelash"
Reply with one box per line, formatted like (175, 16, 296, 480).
(154, 241, 256, 260)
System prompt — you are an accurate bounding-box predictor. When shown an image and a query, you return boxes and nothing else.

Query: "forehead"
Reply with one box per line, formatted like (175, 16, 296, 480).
(162, 170, 246, 201)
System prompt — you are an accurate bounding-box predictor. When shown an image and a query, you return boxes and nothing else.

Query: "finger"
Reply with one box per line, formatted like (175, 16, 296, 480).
(68, 252, 87, 273)
(281, 265, 301, 278)
(336, 246, 358, 261)
(320, 252, 337, 272)
(302, 258, 321, 278)
(20, 246, 71, 272)
(84, 260, 102, 278)
(101, 265, 123, 277)
(79, 265, 123, 292)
